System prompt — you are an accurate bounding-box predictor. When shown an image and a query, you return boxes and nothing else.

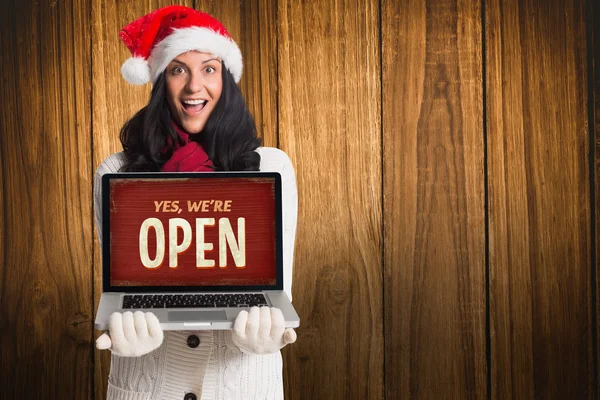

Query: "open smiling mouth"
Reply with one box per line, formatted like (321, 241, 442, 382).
(182, 99, 207, 114)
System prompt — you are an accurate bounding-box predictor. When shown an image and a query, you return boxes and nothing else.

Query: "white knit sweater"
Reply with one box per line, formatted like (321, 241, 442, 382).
(94, 147, 298, 400)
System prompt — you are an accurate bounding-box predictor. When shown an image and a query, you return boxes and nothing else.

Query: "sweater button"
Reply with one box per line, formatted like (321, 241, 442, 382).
(184, 393, 197, 400)
(187, 335, 200, 348)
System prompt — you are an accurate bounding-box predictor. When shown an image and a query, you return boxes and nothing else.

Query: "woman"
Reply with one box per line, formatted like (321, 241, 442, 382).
(93, 6, 298, 399)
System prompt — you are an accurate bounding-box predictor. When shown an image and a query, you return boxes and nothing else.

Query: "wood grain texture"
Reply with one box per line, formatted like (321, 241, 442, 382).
(0, 0, 93, 398)
(91, 1, 193, 397)
(195, 0, 278, 148)
(278, 1, 383, 399)
(486, 0, 593, 397)
(593, 1, 600, 396)
(0, 0, 595, 398)
(383, 0, 487, 398)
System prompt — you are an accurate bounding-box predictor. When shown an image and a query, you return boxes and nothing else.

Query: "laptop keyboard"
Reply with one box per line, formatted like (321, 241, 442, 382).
(122, 293, 268, 309)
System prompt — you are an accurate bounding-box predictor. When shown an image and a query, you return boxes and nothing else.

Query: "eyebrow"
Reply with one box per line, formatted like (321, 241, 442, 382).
(171, 57, 221, 67)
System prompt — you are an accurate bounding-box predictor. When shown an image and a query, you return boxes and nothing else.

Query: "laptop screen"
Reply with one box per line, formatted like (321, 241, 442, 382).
(104, 174, 280, 289)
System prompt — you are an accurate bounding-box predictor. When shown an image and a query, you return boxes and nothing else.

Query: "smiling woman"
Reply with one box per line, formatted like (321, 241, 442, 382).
(92, 5, 299, 400)
(165, 52, 223, 134)
(115, 7, 260, 174)
(118, 48, 261, 173)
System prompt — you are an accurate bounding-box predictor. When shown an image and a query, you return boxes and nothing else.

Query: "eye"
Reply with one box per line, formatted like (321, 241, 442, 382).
(171, 66, 185, 75)
(204, 66, 216, 74)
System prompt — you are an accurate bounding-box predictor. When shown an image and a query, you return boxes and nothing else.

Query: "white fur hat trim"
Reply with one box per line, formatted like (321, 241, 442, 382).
(148, 27, 243, 84)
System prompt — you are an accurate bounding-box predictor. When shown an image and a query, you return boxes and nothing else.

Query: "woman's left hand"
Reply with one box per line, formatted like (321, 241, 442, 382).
(231, 306, 297, 355)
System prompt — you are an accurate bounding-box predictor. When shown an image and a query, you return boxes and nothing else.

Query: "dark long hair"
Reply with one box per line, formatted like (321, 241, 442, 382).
(119, 64, 262, 172)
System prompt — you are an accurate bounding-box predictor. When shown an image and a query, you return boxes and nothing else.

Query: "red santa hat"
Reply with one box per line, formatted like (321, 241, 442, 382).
(118, 6, 243, 85)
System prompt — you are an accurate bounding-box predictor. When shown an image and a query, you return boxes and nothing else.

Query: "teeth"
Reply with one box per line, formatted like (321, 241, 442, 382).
(182, 99, 207, 105)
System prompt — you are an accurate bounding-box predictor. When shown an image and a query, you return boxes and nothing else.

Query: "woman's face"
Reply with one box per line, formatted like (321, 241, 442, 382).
(165, 51, 223, 134)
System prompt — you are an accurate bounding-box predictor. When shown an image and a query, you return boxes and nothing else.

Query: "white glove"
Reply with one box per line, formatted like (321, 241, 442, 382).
(96, 311, 164, 357)
(231, 306, 297, 355)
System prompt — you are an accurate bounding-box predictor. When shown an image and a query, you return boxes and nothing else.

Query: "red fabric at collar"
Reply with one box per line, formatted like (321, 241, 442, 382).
(161, 121, 214, 172)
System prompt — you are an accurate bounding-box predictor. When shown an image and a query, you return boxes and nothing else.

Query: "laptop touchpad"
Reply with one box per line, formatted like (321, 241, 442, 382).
(168, 311, 228, 321)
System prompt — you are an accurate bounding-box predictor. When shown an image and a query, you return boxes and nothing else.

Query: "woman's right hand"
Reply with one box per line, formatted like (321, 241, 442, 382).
(96, 311, 164, 357)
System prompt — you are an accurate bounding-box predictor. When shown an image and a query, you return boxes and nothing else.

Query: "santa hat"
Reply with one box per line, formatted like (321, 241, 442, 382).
(118, 6, 243, 85)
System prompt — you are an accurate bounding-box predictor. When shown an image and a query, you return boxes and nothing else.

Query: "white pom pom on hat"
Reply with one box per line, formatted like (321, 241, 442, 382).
(121, 56, 151, 85)
(118, 6, 243, 85)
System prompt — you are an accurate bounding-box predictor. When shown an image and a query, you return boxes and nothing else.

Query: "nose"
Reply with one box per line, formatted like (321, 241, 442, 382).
(186, 70, 206, 93)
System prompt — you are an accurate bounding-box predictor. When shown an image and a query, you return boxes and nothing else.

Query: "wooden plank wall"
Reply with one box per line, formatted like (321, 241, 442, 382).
(382, 1, 487, 397)
(278, 1, 384, 398)
(486, 0, 593, 398)
(0, 0, 596, 399)
(594, 0, 600, 394)
(0, 0, 93, 398)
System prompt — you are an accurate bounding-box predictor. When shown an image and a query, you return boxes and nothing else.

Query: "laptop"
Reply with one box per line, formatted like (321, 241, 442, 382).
(94, 171, 300, 331)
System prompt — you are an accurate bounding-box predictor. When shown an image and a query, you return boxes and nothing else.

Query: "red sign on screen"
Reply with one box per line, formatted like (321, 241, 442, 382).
(109, 177, 277, 287)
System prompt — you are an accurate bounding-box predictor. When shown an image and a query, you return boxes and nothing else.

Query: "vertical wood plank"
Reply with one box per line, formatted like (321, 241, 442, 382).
(487, 0, 593, 397)
(383, 0, 487, 398)
(0, 0, 93, 398)
(278, 1, 383, 399)
(592, 0, 600, 396)
(91, 1, 193, 398)
(240, 0, 278, 148)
